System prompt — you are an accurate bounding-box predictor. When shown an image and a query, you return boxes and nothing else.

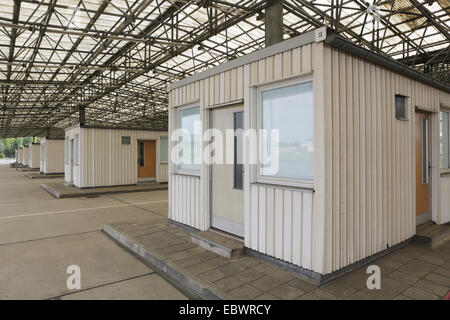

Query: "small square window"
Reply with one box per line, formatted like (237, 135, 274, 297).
(122, 136, 131, 145)
(395, 95, 407, 120)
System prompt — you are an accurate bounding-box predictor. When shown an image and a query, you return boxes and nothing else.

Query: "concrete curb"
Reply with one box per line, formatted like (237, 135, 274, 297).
(25, 173, 64, 179)
(103, 224, 234, 300)
(41, 183, 168, 199)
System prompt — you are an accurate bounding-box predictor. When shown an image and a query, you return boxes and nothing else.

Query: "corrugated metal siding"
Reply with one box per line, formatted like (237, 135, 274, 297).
(41, 139, 64, 174)
(17, 149, 23, 165)
(29, 144, 40, 169)
(22, 147, 29, 166)
(170, 174, 202, 229)
(323, 45, 450, 273)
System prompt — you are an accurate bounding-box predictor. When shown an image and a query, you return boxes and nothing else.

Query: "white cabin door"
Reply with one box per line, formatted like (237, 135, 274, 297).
(210, 105, 244, 237)
(70, 139, 74, 183)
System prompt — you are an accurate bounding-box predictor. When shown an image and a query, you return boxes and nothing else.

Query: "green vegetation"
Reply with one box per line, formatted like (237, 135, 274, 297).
(0, 137, 40, 159)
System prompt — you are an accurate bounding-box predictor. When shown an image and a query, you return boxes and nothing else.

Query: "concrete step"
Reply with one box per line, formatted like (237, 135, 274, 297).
(190, 230, 244, 259)
(414, 222, 450, 247)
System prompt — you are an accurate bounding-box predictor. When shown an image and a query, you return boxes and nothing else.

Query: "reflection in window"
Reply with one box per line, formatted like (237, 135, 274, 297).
(160, 137, 168, 163)
(178, 106, 200, 171)
(260, 81, 314, 181)
(139, 142, 145, 167)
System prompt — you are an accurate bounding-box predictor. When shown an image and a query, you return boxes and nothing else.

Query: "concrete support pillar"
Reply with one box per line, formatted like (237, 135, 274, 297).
(265, 0, 283, 47)
(79, 106, 85, 126)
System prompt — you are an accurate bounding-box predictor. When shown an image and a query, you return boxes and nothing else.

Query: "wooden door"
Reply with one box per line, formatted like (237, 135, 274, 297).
(137, 140, 156, 179)
(415, 111, 431, 219)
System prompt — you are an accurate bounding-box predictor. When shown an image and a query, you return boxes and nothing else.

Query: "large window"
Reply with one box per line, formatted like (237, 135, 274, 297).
(160, 137, 168, 163)
(178, 106, 200, 171)
(440, 110, 450, 169)
(259, 80, 314, 184)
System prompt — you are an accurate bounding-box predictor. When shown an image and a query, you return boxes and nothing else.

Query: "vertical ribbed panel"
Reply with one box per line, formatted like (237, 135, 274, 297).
(68, 127, 167, 188)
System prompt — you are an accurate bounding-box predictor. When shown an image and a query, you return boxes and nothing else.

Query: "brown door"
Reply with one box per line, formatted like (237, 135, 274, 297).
(415, 111, 431, 220)
(137, 140, 156, 179)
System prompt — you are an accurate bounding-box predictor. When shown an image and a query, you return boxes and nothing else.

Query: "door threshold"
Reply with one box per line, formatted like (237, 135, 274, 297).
(209, 227, 244, 243)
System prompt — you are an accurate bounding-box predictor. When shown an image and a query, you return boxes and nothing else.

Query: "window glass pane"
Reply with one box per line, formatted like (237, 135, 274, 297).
(395, 95, 406, 119)
(178, 106, 200, 171)
(422, 119, 428, 184)
(261, 81, 314, 180)
(441, 111, 449, 169)
(160, 137, 168, 163)
(234, 112, 243, 189)
(139, 142, 144, 167)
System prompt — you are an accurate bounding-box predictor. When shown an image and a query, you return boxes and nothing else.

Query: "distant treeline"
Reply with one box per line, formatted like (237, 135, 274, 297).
(0, 137, 40, 159)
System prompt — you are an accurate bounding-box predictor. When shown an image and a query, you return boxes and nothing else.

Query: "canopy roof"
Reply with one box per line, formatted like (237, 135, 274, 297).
(0, 0, 448, 137)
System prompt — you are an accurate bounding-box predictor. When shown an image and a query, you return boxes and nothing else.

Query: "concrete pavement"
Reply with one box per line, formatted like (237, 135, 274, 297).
(0, 164, 186, 300)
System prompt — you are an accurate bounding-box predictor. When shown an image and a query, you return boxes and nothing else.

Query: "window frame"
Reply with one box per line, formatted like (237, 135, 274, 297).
(233, 111, 244, 190)
(255, 76, 315, 189)
(175, 104, 201, 176)
(440, 108, 450, 172)
(159, 136, 168, 164)
(394, 94, 408, 120)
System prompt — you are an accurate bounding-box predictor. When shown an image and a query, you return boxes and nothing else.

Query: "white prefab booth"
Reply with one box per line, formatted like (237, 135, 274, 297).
(22, 146, 29, 167)
(17, 148, 23, 165)
(40, 138, 64, 174)
(167, 28, 450, 280)
(65, 125, 168, 188)
(28, 143, 40, 169)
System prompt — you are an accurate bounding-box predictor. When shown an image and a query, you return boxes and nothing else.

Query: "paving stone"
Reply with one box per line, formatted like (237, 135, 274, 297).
(234, 269, 264, 283)
(228, 284, 263, 300)
(218, 262, 248, 275)
(214, 276, 246, 292)
(398, 259, 436, 278)
(251, 275, 284, 292)
(197, 250, 220, 262)
(358, 277, 409, 300)
(296, 293, 320, 300)
(396, 245, 430, 258)
(309, 288, 337, 300)
(235, 257, 260, 268)
(249, 262, 279, 275)
(271, 284, 305, 299)
(413, 279, 449, 297)
(335, 267, 368, 290)
(254, 293, 280, 300)
(177, 255, 204, 267)
(434, 266, 450, 277)
(424, 272, 450, 287)
(416, 253, 446, 266)
(166, 250, 194, 261)
(288, 277, 317, 292)
(402, 287, 439, 300)
(319, 280, 356, 298)
(206, 256, 230, 268)
(387, 271, 420, 285)
(376, 255, 406, 269)
(269, 270, 295, 283)
(184, 261, 218, 276)
(199, 269, 229, 283)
